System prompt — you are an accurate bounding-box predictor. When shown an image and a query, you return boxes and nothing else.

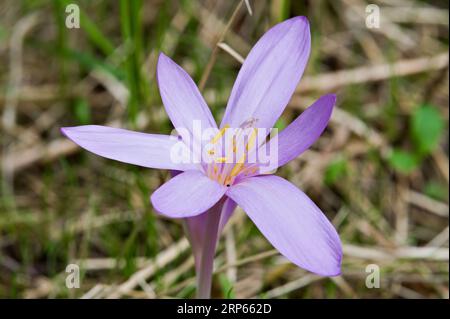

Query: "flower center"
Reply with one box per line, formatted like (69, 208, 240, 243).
(204, 118, 260, 187)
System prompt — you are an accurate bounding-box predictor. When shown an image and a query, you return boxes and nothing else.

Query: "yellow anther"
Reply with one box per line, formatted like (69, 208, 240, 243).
(211, 125, 229, 144)
(215, 157, 227, 163)
(245, 128, 257, 151)
(206, 121, 260, 185)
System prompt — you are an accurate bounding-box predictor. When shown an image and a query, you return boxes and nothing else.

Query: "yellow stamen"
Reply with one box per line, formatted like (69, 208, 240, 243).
(211, 125, 229, 144)
(224, 176, 232, 186)
(230, 162, 245, 177)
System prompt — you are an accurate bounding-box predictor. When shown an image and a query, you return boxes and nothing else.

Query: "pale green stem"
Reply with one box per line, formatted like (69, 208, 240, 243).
(195, 200, 223, 299)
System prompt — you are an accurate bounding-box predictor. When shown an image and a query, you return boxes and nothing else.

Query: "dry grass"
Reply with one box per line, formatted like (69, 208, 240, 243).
(0, 0, 448, 298)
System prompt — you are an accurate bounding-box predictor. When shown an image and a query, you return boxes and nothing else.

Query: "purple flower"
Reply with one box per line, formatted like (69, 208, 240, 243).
(61, 16, 342, 297)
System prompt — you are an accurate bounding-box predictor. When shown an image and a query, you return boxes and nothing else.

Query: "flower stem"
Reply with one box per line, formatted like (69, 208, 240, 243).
(196, 200, 223, 299)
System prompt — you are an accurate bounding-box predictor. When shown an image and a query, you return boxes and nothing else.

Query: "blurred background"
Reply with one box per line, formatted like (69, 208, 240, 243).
(0, 0, 448, 298)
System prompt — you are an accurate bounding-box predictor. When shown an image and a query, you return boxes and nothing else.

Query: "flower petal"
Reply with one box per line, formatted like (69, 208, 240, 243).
(218, 198, 237, 233)
(61, 125, 198, 171)
(151, 170, 226, 218)
(157, 53, 217, 146)
(220, 16, 310, 130)
(259, 94, 336, 173)
(227, 175, 342, 276)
